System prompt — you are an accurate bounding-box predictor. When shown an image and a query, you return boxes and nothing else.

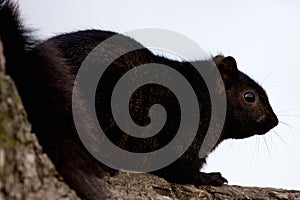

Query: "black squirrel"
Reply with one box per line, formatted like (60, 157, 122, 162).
(0, 1, 278, 199)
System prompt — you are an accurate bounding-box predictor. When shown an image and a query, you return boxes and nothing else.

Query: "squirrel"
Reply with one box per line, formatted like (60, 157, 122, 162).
(0, 1, 278, 199)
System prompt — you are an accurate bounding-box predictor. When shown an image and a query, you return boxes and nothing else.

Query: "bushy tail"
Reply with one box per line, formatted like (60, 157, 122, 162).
(0, 0, 34, 74)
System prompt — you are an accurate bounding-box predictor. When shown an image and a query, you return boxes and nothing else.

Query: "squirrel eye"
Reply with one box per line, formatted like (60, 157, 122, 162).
(244, 92, 255, 103)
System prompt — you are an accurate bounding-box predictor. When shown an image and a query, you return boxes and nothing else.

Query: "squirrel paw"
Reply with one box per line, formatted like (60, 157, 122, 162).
(195, 172, 228, 186)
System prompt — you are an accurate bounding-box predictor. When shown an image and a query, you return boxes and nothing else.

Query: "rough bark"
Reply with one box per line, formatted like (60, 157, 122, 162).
(0, 42, 80, 200)
(0, 41, 299, 200)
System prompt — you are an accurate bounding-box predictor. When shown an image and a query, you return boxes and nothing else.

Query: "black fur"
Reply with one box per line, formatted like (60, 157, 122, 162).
(0, 1, 278, 199)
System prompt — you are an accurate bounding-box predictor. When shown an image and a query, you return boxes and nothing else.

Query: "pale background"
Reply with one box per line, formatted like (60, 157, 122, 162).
(16, 0, 300, 190)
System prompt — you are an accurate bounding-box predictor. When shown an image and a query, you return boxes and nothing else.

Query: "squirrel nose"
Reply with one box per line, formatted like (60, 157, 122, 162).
(269, 113, 279, 128)
(257, 112, 278, 131)
(266, 111, 279, 129)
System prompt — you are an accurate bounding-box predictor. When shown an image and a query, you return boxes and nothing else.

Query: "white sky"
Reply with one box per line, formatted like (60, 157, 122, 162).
(17, 0, 300, 190)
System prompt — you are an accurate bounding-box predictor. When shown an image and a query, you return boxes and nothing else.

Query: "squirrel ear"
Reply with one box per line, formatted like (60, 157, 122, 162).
(213, 55, 238, 88)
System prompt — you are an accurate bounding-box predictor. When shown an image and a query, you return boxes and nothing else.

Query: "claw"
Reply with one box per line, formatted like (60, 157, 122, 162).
(222, 176, 228, 184)
(197, 172, 227, 186)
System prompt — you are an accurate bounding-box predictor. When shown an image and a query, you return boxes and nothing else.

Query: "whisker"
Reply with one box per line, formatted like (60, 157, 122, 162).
(250, 136, 259, 167)
(273, 130, 287, 146)
(280, 121, 300, 134)
(268, 131, 274, 144)
(278, 114, 300, 117)
(277, 108, 300, 114)
(260, 72, 273, 85)
(262, 136, 270, 156)
(272, 130, 293, 161)
(256, 137, 260, 165)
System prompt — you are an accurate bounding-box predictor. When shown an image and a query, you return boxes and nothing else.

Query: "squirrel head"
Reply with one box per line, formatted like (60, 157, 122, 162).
(214, 55, 278, 139)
